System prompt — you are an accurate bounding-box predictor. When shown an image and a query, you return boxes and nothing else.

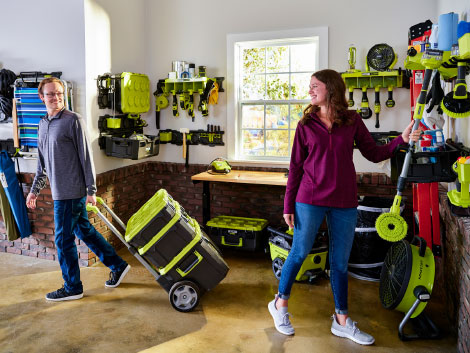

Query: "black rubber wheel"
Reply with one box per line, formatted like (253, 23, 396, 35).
(169, 280, 200, 312)
(272, 257, 284, 280)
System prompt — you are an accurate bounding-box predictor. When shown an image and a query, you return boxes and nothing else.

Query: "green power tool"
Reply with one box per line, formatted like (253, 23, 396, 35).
(376, 49, 443, 242)
(153, 79, 168, 129)
(171, 89, 179, 117)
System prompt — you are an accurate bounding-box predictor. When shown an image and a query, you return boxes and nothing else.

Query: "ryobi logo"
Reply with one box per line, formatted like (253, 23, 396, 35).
(228, 230, 238, 235)
(0, 173, 7, 188)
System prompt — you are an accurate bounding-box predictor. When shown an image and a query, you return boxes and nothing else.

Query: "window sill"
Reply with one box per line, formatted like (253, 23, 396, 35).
(228, 159, 289, 169)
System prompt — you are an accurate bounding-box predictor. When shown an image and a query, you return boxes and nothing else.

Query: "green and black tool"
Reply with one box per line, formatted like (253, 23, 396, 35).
(347, 87, 355, 107)
(171, 89, 179, 117)
(153, 79, 168, 129)
(374, 86, 381, 128)
(441, 59, 470, 118)
(386, 86, 396, 108)
(376, 49, 443, 242)
(188, 88, 195, 122)
(358, 86, 372, 119)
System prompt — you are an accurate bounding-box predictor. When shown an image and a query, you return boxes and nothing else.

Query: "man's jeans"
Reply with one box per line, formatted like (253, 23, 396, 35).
(54, 197, 127, 293)
(278, 202, 357, 314)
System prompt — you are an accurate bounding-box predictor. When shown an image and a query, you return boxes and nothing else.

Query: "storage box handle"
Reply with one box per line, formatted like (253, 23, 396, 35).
(221, 236, 243, 247)
(176, 251, 202, 277)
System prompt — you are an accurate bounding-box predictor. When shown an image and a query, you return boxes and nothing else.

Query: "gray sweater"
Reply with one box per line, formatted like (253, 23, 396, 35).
(31, 109, 97, 200)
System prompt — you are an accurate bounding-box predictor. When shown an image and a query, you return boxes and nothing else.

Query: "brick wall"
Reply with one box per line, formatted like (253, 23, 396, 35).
(0, 162, 413, 266)
(439, 192, 470, 353)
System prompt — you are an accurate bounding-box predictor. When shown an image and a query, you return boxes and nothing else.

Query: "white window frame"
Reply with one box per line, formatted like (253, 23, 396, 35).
(226, 27, 328, 164)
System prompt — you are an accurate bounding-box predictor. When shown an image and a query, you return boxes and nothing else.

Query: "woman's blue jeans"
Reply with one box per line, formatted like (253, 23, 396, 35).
(54, 197, 127, 293)
(278, 202, 357, 314)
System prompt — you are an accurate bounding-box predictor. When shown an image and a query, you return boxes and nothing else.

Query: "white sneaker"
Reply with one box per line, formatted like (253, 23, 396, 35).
(268, 297, 295, 335)
(331, 314, 375, 345)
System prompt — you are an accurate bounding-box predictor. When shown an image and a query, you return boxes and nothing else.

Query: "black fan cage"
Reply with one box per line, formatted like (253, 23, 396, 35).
(379, 240, 412, 309)
(367, 44, 395, 71)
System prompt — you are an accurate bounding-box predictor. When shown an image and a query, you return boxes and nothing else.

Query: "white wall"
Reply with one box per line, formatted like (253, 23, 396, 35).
(6, 0, 465, 175)
(0, 0, 86, 172)
(84, 0, 149, 172)
(146, 0, 437, 172)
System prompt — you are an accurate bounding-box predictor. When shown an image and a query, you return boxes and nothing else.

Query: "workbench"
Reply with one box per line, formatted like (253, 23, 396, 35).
(191, 170, 288, 226)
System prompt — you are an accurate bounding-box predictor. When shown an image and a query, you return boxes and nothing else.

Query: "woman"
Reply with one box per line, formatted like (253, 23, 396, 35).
(268, 69, 421, 345)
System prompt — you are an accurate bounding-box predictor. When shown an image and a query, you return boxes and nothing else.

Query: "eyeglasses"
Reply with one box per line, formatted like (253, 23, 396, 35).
(44, 92, 64, 98)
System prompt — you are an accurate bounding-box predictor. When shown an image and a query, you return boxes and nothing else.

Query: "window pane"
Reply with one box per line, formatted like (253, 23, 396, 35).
(291, 43, 316, 72)
(266, 130, 289, 157)
(266, 46, 289, 73)
(266, 105, 288, 129)
(242, 105, 264, 128)
(289, 130, 296, 152)
(291, 73, 311, 100)
(242, 129, 264, 156)
(242, 74, 265, 100)
(266, 74, 289, 100)
(290, 104, 308, 129)
(242, 47, 265, 74)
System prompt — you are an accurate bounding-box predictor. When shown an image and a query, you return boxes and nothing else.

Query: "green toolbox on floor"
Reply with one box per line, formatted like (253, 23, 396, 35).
(88, 189, 229, 312)
(206, 215, 268, 251)
(267, 227, 328, 283)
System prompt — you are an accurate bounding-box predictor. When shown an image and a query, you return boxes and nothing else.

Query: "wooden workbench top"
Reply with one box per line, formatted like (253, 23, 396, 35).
(191, 170, 288, 186)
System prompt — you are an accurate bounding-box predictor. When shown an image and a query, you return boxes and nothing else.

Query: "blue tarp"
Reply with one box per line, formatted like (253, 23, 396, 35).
(0, 151, 32, 238)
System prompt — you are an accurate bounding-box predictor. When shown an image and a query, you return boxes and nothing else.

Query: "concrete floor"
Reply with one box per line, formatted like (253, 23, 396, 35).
(0, 249, 456, 353)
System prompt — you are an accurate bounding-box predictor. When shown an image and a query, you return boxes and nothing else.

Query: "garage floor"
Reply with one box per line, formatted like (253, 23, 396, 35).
(0, 249, 456, 353)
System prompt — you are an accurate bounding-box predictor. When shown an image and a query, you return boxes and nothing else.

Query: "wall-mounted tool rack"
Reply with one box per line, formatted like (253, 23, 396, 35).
(159, 125, 224, 147)
(154, 76, 225, 122)
(341, 70, 403, 90)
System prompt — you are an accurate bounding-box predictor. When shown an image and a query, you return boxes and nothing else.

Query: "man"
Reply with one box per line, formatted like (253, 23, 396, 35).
(26, 77, 130, 301)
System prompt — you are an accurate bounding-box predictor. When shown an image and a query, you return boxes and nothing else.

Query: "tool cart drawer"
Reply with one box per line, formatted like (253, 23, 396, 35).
(206, 215, 268, 251)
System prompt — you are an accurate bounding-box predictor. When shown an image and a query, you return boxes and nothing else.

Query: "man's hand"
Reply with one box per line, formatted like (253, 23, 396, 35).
(26, 193, 37, 209)
(86, 194, 96, 206)
(283, 213, 294, 230)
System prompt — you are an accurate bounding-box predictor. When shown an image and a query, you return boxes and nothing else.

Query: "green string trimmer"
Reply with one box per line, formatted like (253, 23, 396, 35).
(376, 50, 443, 242)
(441, 59, 470, 118)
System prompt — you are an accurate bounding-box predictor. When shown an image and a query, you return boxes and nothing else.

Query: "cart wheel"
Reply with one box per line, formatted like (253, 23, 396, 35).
(272, 257, 284, 280)
(169, 280, 200, 312)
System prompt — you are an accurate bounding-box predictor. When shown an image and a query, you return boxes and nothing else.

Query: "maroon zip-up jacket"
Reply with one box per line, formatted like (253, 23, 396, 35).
(283, 110, 404, 214)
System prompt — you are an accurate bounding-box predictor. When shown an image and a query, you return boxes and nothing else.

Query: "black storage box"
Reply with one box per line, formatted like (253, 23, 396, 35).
(206, 215, 269, 251)
(104, 134, 159, 160)
(391, 143, 459, 183)
(155, 232, 229, 293)
(140, 204, 199, 269)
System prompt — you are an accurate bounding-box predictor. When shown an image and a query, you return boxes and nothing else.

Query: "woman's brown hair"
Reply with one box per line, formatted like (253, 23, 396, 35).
(300, 69, 354, 126)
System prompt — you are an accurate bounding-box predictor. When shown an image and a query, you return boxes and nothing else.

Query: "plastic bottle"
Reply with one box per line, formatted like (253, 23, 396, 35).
(429, 24, 439, 49)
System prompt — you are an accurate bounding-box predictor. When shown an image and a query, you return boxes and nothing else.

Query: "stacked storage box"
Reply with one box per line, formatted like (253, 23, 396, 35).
(124, 189, 229, 295)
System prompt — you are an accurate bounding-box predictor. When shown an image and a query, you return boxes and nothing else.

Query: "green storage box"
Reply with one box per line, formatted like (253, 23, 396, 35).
(138, 202, 199, 269)
(206, 215, 268, 251)
(125, 189, 178, 247)
(120, 72, 150, 114)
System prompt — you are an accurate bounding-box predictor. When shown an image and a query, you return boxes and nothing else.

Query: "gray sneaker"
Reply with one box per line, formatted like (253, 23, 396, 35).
(331, 314, 375, 345)
(268, 297, 295, 335)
